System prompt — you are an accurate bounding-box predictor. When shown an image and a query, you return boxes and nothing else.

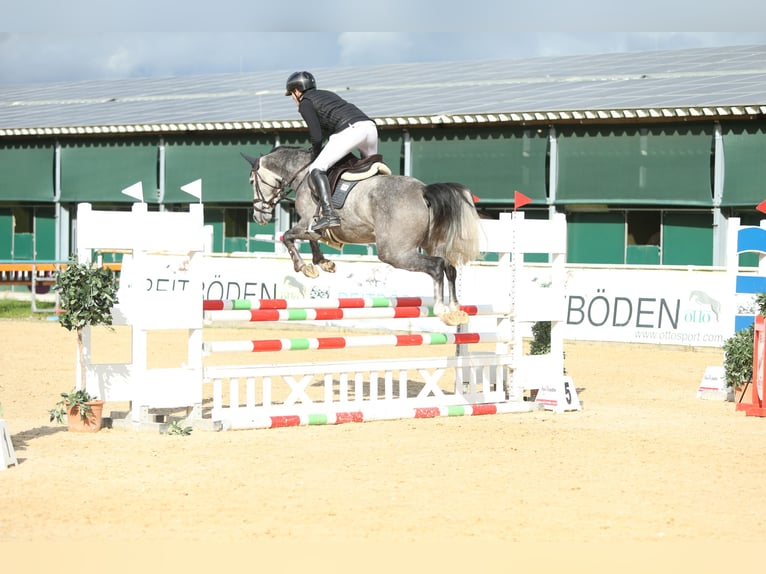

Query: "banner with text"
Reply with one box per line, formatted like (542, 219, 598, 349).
(121, 253, 739, 348)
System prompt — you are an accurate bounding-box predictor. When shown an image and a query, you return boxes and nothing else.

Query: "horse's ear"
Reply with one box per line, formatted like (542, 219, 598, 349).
(240, 152, 259, 167)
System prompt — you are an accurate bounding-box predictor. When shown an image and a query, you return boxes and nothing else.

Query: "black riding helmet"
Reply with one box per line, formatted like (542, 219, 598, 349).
(285, 71, 316, 96)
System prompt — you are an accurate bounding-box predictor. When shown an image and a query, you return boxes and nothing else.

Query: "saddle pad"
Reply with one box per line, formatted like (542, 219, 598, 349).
(339, 161, 392, 182)
(331, 179, 359, 209)
(330, 163, 392, 209)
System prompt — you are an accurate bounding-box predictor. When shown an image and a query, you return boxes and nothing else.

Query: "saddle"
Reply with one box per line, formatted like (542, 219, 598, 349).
(326, 154, 392, 209)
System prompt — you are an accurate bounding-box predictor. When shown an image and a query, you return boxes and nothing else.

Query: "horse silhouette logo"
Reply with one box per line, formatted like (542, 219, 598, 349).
(689, 290, 721, 321)
(282, 275, 306, 299)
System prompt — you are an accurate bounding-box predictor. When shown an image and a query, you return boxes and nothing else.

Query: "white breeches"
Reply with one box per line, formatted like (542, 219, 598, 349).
(309, 120, 378, 172)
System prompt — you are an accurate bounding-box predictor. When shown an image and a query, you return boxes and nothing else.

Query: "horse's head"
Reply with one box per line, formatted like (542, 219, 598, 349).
(241, 152, 287, 225)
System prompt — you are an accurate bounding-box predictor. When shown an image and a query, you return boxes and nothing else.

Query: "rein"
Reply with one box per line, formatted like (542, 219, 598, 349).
(251, 156, 312, 218)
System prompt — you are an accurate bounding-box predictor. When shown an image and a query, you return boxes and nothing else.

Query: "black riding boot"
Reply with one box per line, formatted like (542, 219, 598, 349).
(309, 169, 341, 231)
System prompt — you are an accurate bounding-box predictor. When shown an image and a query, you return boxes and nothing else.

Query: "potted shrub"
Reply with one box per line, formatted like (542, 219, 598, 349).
(724, 293, 766, 403)
(530, 321, 551, 355)
(526, 321, 556, 401)
(723, 323, 756, 403)
(49, 388, 105, 433)
(49, 256, 119, 432)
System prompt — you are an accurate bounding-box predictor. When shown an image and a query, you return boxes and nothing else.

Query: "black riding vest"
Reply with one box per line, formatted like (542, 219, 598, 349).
(298, 89, 371, 156)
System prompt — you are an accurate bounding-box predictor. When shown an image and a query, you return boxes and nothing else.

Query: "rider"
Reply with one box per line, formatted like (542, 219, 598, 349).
(285, 71, 378, 231)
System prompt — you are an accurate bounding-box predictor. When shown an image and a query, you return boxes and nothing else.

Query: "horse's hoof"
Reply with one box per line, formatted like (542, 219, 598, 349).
(439, 310, 469, 326)
(301, 264, 320, 278)
(319, 260, 336, 273)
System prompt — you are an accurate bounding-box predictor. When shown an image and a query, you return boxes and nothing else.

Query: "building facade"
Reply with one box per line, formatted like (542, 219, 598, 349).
(1, 45, 766, 268)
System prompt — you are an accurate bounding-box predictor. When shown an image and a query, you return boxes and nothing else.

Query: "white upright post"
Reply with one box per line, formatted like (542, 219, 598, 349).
(74, 195, 206, 428)
(0, 420, 17, 470)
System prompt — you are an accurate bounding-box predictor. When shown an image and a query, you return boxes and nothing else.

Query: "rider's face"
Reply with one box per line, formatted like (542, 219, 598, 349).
(290, 90, 302, 105)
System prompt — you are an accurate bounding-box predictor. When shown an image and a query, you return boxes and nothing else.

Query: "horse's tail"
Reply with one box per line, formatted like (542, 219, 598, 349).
(423, 182, 481, 267)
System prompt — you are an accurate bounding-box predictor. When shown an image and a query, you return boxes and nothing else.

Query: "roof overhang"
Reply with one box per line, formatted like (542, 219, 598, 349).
(1, 105, 765, 138)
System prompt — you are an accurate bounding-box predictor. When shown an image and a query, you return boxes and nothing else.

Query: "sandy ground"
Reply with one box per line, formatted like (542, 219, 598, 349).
(1, 318, 766, 572)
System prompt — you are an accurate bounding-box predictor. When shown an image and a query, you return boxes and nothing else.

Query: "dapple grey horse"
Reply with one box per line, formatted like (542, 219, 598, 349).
(242, 146, 481, 325)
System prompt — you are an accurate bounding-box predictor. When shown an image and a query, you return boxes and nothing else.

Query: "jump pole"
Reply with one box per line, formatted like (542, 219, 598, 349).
(223, 401, 533, 430)
(203, 296, 439, 311)
(204, 303, 510, 323)
(203, 331, 502, 353)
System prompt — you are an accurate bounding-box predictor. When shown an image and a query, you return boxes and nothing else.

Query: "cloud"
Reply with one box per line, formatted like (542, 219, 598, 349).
(337, 33, 414, 66)
(0, 33, 340, 84)
(2, 31, 766, 86)
(6, 0, 766, 33)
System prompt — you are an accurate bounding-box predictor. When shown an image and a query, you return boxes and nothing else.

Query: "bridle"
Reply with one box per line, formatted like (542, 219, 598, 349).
(250, 155, 311, 220)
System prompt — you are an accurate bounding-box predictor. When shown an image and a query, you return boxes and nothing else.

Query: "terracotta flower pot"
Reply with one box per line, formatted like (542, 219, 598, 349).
(67, 400, 105, 433)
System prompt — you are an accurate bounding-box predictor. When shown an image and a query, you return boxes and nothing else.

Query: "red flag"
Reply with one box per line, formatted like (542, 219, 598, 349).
(514, 190, 532, 210)
(757, 199, 766, 215)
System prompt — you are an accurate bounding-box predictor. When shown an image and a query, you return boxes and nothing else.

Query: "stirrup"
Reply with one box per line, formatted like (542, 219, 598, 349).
(313, 214, 341, 231)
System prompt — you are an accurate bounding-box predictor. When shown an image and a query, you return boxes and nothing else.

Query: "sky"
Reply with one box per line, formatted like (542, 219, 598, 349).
(3, 1, 766, 86)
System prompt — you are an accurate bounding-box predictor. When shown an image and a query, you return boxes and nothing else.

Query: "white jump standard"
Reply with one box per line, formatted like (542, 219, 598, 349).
(75, 199, 580, 431)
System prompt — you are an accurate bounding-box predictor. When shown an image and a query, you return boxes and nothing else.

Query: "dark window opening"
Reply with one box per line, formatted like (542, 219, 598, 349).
(627, 211, 661, 246)
(224, 208, 248, 239)
(12, 206, 33, 233)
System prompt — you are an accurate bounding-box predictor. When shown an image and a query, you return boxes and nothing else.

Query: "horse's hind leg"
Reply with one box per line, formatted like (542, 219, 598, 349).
(439, 262, 468, 325)
(445, 262, 461, 312)
(425, 259, 467, 326)
(379, 248, 468, 326)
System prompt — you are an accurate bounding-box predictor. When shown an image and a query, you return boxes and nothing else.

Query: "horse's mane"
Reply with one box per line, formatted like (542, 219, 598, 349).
(270, 145, 311, 154)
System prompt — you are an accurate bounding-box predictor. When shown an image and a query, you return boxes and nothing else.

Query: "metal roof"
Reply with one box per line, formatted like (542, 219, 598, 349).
(1, 44, 766, 137)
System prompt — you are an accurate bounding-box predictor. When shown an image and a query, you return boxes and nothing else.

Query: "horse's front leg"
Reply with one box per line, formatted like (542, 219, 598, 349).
(310, 240, 336, 274)
(283, 225, 319, 278)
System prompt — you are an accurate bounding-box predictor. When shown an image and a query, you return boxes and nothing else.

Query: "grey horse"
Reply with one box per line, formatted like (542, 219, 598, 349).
(242, 146, 481, 325)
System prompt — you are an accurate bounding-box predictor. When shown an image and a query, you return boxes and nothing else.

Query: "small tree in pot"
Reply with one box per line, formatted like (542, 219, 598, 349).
(723, 293, 766, 401)
(723, 323, 755, 394)
(530, 321, 551, 355)
(49, 257, 119, 431)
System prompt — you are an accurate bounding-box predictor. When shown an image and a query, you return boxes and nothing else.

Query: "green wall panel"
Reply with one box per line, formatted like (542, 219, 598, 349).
(276, 133, 310, 148)
(204, 208, 225, 252)
(626, 244, 660, 265)
(0, 208, 12, 258)
(165, 137, 272, 203)
(740, 249, 760, 268)
(377, 133, 403, 175)
(13, 233, 33, 259)
(409, 127, 548, 204)
(721, 123, 766, 207)
(662, 212, 713, 266)
(60, 139, 157, 202)
(35, 206, 56, 260)
(0, 142, 55, 201)
(734, 212, 762, 267)
(567, 211, 625, 264)
(341, 244, 374, 256)
(224, 237, 248, 252)
(249, 219, 278, 253)
(557, 125, 713, 206)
